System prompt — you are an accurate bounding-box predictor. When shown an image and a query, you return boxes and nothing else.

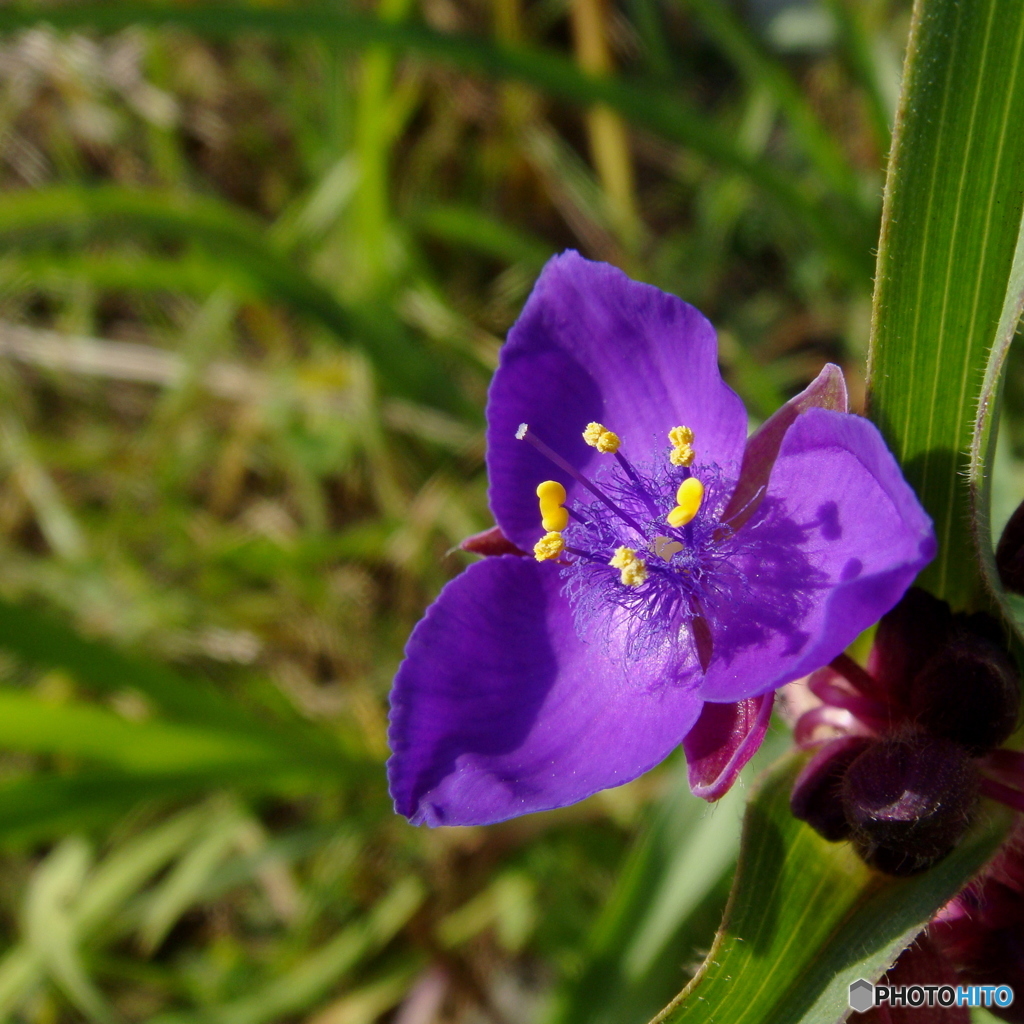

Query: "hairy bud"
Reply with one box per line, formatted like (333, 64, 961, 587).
(790, 736, 872, 842)
(997, 499, 1024, 594)
(932, 828, 1024, 1022)
(842, 732, 979, 876)
(909, 632, 1020, 754)
(869, 588, 954, 712)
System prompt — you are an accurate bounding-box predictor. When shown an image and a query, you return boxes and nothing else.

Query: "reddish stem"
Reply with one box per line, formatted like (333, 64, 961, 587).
(807, 671, 889, 728)
(829, 652, 880, 696)
(980, 776, 1024, 814)
(987, 749, 1024, 775)
(794, 705, 873, 746)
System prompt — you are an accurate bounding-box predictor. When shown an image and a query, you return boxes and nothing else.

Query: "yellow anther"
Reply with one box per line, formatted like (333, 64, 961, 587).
(583, 422, 621, 454)
(542, 510, 569, 531)
(536, 480, 569, 532)
(533, 531, 565, 562)
(666, 477, 705, 528)
(609, 546, 649, 586)
(668, 425, 695, 467)
(675, 477, 702, 506)
(670, 445, 695, 467)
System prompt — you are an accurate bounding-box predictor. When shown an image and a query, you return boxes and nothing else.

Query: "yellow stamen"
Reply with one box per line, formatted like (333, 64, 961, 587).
(668, 426, 693, 447)
(609, 546, 648, 586)
(533, 531, 565, 561)
(668, 425, 695, 467)
(652, 535, 683, 561)
(583, 422, 621, 454)
(666, 477, 704, 528)
(536, 479, 569, 532)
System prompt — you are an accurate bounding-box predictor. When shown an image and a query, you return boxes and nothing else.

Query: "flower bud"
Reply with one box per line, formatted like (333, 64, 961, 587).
(932, 886, 1024, 1023)
(869, 588, 954, 712)
(997, 498, 1024, 594)
(932, 829, 1024, 1022)
(790, 736, 872, 842)
(842, 732, 979, 876)
(909, 632, 1020, 754)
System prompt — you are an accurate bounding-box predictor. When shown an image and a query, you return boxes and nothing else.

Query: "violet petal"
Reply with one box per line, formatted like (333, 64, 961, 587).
(698, 408, 936, 703)
(388, 555, 704, 825)
(683, 694, 773, 801)
(486, 252, 748, 552)
(721, 362, 848, 531)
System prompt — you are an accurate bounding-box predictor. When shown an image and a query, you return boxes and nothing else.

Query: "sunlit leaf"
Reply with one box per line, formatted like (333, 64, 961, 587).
(867, 0, 1024, 607)
(22, 839, 116, 1024)
(0, 803, 229, 1016)
(0, 690, 282, 772)
(549, 733, 790, 1024)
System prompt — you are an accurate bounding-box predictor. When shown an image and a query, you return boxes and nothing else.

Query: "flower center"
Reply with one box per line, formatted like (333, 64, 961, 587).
(517, 421, 735, 666)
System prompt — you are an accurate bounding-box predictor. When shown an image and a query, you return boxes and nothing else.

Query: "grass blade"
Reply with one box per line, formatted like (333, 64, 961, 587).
(681, 0, 868, 209)
(149, 877, 425, 1024)
(867, 0, 1024, 607)
(0, 597, 358, 770)
(0, 690, 286, 772)
(0, 186, 464, 412)
(0, 4, 875, 280)
(822, 0, 895, 151)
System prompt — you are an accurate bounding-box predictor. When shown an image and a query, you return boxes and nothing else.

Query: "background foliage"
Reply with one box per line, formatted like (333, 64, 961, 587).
(0, 0, 1014, 1021)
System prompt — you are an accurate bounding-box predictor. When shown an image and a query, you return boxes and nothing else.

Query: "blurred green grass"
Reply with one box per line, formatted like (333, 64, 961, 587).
(0, 1, 994, 1021)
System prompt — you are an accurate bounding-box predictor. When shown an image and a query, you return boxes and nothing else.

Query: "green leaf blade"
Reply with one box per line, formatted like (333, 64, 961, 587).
(651, 755, 1012, 1024)
(0, 691, 281, 773)
(0, 597, 367, 779)
(867, 0, 1024, 607)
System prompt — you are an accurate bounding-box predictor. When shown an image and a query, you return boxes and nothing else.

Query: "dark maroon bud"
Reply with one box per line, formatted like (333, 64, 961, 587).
(932, 889, 1024, 1023)
(955, 609, 1007, 648)
(871, 588, 954, 711)
(954, 925, 1024, 1024)
(842, 732, 979, 876)
(790, 736, 873, 842)
(909, 633, 1020, 754)
(997, 498, 1024, 594)
(988, 828, 1024, 894)
(932, 827, 1024, 1022)
(863, 843, 946, 878)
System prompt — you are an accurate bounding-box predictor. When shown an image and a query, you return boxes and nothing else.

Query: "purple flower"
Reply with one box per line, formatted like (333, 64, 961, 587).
(388, 252, 936, 826)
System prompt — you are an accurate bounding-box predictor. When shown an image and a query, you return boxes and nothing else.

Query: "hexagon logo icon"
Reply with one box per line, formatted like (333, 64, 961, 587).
(849, 979, 874, 1013)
